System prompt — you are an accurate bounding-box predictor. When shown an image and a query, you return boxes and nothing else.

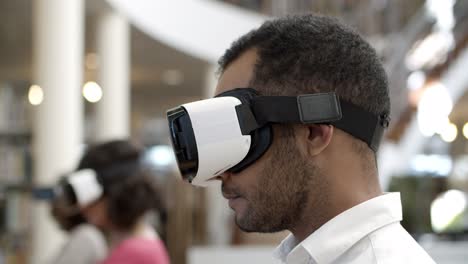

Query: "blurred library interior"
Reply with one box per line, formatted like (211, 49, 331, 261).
(1, 0, 468, 263)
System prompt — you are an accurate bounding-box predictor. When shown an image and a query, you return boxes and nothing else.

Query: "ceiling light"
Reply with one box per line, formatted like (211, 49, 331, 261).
(82, 81, 103, 103)
(28, 84, 44, 106)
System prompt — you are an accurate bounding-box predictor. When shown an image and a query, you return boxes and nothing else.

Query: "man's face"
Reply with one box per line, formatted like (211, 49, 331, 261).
(215, 49, 321, 232)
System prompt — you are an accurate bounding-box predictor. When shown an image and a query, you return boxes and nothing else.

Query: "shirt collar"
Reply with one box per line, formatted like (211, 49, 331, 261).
(273, 192, 403, 264)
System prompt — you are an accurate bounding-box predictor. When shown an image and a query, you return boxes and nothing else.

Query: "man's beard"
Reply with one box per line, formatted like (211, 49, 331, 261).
(234, 136, 322, 233)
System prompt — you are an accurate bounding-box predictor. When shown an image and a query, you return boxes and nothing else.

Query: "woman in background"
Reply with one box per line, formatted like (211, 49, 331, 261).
(76, 140, 170, 264)
(50, 178, 107, 264)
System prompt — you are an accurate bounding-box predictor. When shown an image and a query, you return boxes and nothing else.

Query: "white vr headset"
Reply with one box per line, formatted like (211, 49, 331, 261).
(60, 169, 104, 208)
(58, 160, 140, 207)
(167, 88, 389, 187)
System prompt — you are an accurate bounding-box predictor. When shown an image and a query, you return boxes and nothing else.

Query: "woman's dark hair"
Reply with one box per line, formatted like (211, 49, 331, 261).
(51, 199, 87, 231)
(77, 140, 163, 231)
(51, 175, 86, 231)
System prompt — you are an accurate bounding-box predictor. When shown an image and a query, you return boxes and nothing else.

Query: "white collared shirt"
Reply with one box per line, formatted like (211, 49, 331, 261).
(273, 193, 436, 264)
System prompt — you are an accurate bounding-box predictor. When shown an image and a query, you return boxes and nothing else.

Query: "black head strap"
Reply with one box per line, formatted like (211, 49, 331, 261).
(333, 101, 389, 152)
(235, 92, 389, 152)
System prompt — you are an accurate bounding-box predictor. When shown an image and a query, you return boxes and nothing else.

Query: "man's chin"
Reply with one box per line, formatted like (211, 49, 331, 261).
(230, 200, 276, 233)
(233, 210, 263, 233)
(234, 217, 257, 233)
(235, 213, 286, 233)
(231, 204, 255, 232)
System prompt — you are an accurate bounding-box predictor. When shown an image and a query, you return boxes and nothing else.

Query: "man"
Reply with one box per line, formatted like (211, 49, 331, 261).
(212, 14, 435, 263)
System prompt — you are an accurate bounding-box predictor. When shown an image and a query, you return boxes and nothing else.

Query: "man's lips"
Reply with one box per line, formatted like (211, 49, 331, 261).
(221, 184, 242, 200)
(223, 192, 243, 209)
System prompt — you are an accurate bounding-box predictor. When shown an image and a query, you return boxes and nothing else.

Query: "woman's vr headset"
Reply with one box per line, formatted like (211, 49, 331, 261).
(32, 169, 102, 209)
(167, 88, 389, 187)
(59, 169, 104, 208)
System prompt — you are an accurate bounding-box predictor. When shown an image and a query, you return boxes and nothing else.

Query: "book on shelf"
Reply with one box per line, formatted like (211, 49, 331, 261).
(0, 82, 32, 264)
(0, 82, 31, 187)
(0, 83, 30, 134)
(0, 145, 30, 186)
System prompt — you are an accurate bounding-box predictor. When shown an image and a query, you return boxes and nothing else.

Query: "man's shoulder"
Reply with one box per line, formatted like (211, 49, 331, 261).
(367, 223, 436, 264)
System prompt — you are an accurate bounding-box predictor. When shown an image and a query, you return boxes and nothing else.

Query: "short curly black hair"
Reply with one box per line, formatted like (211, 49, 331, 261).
(219, 14, 390, 118)
(77, 140, 163, 231)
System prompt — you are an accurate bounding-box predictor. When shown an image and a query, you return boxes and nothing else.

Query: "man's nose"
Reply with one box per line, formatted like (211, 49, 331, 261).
(215, 171, 232, 182)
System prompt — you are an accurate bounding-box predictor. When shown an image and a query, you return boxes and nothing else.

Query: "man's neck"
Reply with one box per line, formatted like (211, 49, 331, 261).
(289, 170, 382, 243)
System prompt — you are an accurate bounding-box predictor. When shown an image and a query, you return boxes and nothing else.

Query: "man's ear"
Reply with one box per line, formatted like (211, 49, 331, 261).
(295, 124, 334, 157)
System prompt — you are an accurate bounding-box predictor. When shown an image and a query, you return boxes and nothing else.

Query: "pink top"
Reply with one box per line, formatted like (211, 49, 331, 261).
(101, 238, 170, 264)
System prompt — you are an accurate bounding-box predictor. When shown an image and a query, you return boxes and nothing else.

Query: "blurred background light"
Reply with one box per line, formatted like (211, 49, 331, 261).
(431, 189, 467, 233)
(82, 81, 103, 103)
(407, 71, 426, 91)
(463, 122, 468, 139)
(406, 32, 454, 70)
(410, 154, 453, 176)
(417, 82, 453, 137)
(440, 122, 458, 142)
(426, 0, 456, 31)
(144, 145, 175, 169)
(28, 84, 44, 106)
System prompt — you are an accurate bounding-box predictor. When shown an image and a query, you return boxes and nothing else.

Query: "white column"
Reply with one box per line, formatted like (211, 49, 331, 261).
(204, 64, 218, 98)
(203, 64, 233, 244)
(95, 10, 130, 141)
(206, 182, 233, 245)
(31, 0, 84, 263)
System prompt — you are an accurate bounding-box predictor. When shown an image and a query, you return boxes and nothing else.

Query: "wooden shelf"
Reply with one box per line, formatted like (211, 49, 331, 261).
(0, 183, 32, 193)
(0, 131, 31, 140)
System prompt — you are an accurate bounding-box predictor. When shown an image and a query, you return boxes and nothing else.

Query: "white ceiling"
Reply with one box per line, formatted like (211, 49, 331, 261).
(0, 0, 209, 99)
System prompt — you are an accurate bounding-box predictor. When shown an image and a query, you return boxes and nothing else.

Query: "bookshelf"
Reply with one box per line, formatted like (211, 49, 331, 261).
(0, 82, 32, 264)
